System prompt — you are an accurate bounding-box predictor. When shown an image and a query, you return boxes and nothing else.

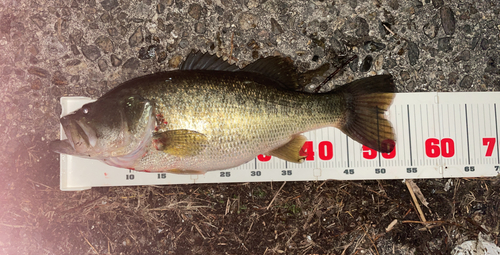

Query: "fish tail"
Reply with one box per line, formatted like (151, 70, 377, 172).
(332, 74, 396, 153)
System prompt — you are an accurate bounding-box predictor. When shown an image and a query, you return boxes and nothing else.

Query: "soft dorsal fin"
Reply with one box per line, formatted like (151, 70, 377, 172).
(242, 56, 300, 90)
(179, 51, 240, 72)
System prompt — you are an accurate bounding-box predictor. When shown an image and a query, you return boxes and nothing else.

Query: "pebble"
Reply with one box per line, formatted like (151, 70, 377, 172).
(459, 75, 473, 88)
(129, 26, 143, 47)
(271, 18, 284, 35)
(101, 0, 119, 11)
(355, 17, 369, 38)
(388, 0, 399, 10)
(239, 12, 258, 30)
(188, 3, 202, 20)
(179, 39, 189, 49)
(349, 56, 359, 72)
(81, 45, 101, 61)
(440, 6, 456, 35)
(423, 22, 438, 39)
(361, 55, 373, 72)
(31, 78, 42, 90)
(65, 59, 81, 66)
(110, 54, 121, 67)
(400, 71, 410, 81)
(122, 57, 140, 70)
(432, 0, 444, 8)
(98, 59, 108, 72)
(168, 55, 183, 68)
(157, 51, 167, 63)
(437, 37, 453, 52)
(383, 58, 396, 69)
(407, 41, 419, 66)
(70, 29, 83, 45)
(51, 71, 68, 86)
(480, 38, 490, 50)
(30, 15, 46, 30)
(454, 50, 470, 62)
(363, 41, 386, 52)
(28, 66, 50, 78)
(100, 12, 111, 23)
(95, 36, 114, 53)
(373, 54, 384, 71)
(156, 3, 165, 14)
(195, 22, 206, 34)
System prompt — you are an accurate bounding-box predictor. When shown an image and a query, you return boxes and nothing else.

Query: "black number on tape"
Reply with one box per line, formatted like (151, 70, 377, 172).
(126, 174, 135, 180)
(344, 169, 354, 175)
(251, 171, 261, 176)
(220, 172, 231, 177)
(281, 170, 292, 176)
(157, 173, 167, 179)
(375, 168, 386, 174)
(406, 167, 417, 173)
(464, 166, 475, 172)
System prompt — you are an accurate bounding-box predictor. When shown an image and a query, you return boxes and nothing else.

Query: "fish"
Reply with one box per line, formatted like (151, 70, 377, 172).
(50, 51, 396, 174)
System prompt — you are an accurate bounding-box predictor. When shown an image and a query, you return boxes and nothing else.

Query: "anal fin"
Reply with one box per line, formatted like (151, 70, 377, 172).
(166, 169, 206, 175)
(269, 135, 307, 163)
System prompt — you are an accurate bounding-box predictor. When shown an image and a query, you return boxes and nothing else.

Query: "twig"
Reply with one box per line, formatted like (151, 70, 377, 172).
(405, 180, 427, 223)
(361, 225, 380, 255)
(79, 229, 99, 254)
(267, 182, 286, 210)
(315, 55, 358, 93)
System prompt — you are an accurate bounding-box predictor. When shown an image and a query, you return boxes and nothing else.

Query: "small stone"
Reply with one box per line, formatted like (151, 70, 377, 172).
(373, 54, 384, 71)
(98, 59, 108, 72)
(122, 57, 140, 70)
(423, 22, 438, 39)
(319, 21, 328, 31)
(349, 56, 359, 72)
(470, 35, 480, 51)
(70, 44, 80, 55)
(108, 27, 118, 36)
(247, 39, 259, 50)
(101, 12, 111, 23)
(432, 0, 443, 8)
(407, 41, 419, 66)
(81, 45, 101, 61)
(188, 3, 202, 20)
(400, 71, 410, 81)
(179, 39, 189, 49)
(383, 58, 396, 69)
(163, 0, 174, 6)
(157, 51, 167, 63)
(65, 59, 81, 66)
(252, 50, 259, 59)
(95, 36, 114, 53)
(239, 13, 258, 30)
(101, 0, 119, 11)
(30, 15, 46, 30)
(363, 41, 386, 52)
(157, 3, 165, 14)
(356, 17, 369, 38)
(480, 38, 490, 50)
(195, 22, 206, 34)
(360, 55, 373, 72)
(270, 18, 284, 35)
(70, 29, 83, 45)
(448, 72, 458, 85)
(2, 65, 13, 75)
(388, 0, 399, 10)
(462, 24, 472, 34)
(168, 55, 183, 68)
(437, 37, 453, 53)
(454, 50, 471, 62)
(440, 6, 456, 35)
(52, 71, 68, 86)
(129, 26, 143, 47)
(28, 66, 50, 78)
(349, 0, 357, 9)
(31, 78, 42, 90)
(110, 54, 122, 66)
(459, 75, 473, 88)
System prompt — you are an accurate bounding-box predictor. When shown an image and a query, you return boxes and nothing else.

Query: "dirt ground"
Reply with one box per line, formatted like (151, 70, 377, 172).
(1, 0, 500, 254)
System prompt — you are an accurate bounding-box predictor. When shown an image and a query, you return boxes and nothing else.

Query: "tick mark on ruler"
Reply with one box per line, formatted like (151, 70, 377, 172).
(465, 104, 471, 165)
(407, 105, 413, 166)
(495, 103, 499, 164)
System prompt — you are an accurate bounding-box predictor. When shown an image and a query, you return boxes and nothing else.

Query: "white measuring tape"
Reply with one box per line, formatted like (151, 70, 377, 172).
(59, 92, 500, 191)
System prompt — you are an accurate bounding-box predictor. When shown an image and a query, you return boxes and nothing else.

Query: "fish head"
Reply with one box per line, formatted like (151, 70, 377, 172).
(50, 95, 155, 162)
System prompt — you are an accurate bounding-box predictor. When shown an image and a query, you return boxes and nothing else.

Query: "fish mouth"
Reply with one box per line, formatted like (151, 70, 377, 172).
(49, 116, 97, 156)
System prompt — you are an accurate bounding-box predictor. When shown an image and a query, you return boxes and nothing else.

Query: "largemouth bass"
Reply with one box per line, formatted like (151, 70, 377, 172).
(50, 51, 396, 174)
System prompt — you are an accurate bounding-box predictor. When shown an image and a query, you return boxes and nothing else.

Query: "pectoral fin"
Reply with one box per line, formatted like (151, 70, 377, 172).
(153, 129, 208, 157)
(269, 135, 307, 163)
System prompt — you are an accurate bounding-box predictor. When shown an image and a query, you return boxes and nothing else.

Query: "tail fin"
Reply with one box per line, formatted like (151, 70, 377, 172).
(333, 75, 396, 153)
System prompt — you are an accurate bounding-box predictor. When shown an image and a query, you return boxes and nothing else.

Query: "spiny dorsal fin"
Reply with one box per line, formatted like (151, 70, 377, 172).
(179, 51, 240, 72)
(242, 56, 300, 90)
